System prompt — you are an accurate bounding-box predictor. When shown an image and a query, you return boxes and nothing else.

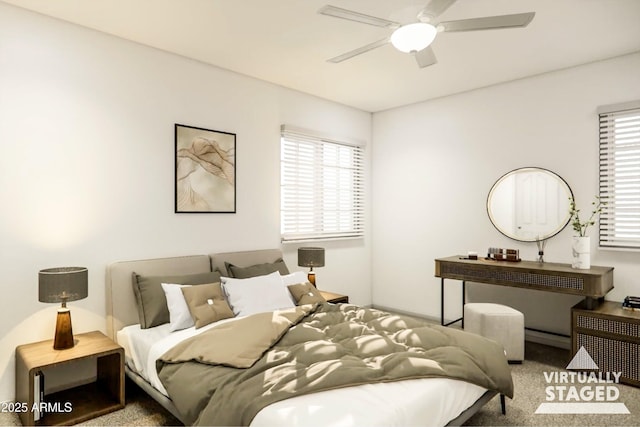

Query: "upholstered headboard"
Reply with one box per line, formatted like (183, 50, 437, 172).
(105, 249, 284, 339)
(210, 248, 284, 276)
(105, 255, 211, 339)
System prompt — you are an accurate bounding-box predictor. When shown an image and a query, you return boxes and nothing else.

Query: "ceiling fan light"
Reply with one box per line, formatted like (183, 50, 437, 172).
(390, 23, 437, 53)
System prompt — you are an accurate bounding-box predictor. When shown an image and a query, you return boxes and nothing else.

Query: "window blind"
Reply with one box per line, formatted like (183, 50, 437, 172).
(598, 101, 640, 249)
(280, 126, 365, 242)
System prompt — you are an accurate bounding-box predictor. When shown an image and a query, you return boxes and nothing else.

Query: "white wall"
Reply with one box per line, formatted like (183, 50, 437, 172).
(372, 52, 640, 341)
(3, 0, 638, 407)
(0, 3, 371, 402)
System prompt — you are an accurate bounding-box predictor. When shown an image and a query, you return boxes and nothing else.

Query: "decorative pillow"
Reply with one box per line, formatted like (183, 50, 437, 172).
(225, 259, 290, 278)
(222, 271, 295, 317)
(161, 283, 194, 332)
(280, 271, 308, 304)
(287, 282, 326, 305)
(132, 271, 221, 329)
(181, 282, 234, 328)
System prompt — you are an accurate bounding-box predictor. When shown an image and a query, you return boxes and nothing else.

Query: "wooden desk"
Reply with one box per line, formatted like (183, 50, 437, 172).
(434, 256, 614, 327)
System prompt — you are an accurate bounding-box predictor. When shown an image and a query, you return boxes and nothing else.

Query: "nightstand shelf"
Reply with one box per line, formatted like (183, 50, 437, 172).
(15, 331, 124, 426)
(320, 290, 349, 304)
(572, 300, 640, 387)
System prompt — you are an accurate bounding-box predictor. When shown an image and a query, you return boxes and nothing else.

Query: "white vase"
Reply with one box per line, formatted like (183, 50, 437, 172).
(572, 236, 591, 269)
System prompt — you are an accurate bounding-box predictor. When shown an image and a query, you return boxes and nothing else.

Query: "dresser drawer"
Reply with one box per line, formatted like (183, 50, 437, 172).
(575, 332, 640, 386)
(575, 312, 640, 340)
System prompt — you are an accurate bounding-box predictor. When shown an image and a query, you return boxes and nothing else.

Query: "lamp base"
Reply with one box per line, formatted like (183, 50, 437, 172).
(54, 308, 74, 350)
(307, 272, 317, 288)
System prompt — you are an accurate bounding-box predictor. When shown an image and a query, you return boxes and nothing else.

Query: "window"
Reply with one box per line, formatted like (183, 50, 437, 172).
(598, 100, 640, 249)
(280, 126, 364, 242)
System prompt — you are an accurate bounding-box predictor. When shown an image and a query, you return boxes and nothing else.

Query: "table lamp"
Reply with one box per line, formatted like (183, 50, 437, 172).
(297, 247, 325, 288)
(39, 267, 88, 350)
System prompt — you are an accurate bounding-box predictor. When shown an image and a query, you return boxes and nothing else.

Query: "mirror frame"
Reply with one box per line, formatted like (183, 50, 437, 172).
(487, 167, 573, 242)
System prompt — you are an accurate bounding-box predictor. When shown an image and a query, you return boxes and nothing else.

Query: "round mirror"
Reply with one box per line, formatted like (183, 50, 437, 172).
(487, 167, 573, 242)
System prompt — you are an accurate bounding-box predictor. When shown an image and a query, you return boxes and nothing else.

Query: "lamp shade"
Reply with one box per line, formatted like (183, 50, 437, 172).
(297, 247, 325, 268)
(390, 23, 437, 53)
(39, 267, 88, 304)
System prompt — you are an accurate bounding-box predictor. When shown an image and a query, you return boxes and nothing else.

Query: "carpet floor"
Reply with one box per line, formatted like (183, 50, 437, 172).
(465, 341, 640, 426)
(1, 341, 638, 426)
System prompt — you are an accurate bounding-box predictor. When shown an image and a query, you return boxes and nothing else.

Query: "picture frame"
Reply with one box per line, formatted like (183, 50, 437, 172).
(175, 123, 236, 213)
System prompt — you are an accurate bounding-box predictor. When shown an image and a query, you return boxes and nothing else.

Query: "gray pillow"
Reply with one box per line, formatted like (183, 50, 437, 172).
(132, 270, 221, 329)
(225, 259, 289, 278)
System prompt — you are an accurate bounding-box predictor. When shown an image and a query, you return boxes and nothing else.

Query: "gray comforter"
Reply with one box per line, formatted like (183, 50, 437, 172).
(157, 303, 514, 426)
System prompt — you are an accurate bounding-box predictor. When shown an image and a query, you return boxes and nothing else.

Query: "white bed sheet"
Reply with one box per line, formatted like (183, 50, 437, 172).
(118, 318, 236, 395)
(117, 320, 488, 427)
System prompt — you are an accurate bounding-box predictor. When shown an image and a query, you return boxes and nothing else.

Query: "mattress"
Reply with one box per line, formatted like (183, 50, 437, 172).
(117, 319, 488, 427)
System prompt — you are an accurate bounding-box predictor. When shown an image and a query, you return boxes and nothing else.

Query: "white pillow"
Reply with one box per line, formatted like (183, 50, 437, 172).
(222, 271, 295, 317)
(280, 270, 308, 286)
(161, 283, 194, 332)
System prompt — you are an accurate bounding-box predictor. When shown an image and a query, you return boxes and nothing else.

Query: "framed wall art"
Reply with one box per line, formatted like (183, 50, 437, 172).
(175, 123, 236, 213)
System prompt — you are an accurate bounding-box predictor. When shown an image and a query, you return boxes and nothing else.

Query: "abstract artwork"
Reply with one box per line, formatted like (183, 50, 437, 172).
(175, 124, 236, 213)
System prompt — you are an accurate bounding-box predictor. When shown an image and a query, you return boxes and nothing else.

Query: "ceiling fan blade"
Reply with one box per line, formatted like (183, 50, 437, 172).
(327, 38, 390, 63)
(440, 12, 535, 32)
(418, 0, 457, 22)
(415, 46, 438, 68)
(318, 5, 400, 29)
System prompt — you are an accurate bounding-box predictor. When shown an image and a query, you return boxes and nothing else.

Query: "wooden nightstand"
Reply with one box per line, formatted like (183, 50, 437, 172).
(320, 290, 349, 304)
(572, 300, 640, 387)
(15, 331, 125, 426)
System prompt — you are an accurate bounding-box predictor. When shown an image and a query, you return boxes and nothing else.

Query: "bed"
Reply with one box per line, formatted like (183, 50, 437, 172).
(106, 249, 512, 426)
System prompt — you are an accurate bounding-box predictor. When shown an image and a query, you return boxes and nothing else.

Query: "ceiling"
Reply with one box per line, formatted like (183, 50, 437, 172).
(4, 0, 640, 112)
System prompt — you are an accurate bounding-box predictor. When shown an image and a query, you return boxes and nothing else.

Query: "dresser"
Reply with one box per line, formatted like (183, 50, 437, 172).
(572, 300, 640, 387)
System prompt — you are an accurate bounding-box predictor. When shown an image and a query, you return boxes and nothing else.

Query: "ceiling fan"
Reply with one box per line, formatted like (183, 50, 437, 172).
(318, 0, 535, 68)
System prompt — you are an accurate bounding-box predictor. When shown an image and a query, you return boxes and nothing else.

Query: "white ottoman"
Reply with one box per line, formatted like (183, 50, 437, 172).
(464, 303, 524, 362)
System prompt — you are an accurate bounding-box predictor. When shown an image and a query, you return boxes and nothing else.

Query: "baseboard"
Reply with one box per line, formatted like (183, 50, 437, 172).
(524, 329, 570, 350)
(46, 376, 97, 395)
(371, 304, 571, 350)
(371, 304, 440, 323)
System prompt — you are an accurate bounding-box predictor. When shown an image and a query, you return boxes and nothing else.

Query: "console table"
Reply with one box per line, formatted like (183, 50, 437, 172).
(434, 256, 614, 328)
